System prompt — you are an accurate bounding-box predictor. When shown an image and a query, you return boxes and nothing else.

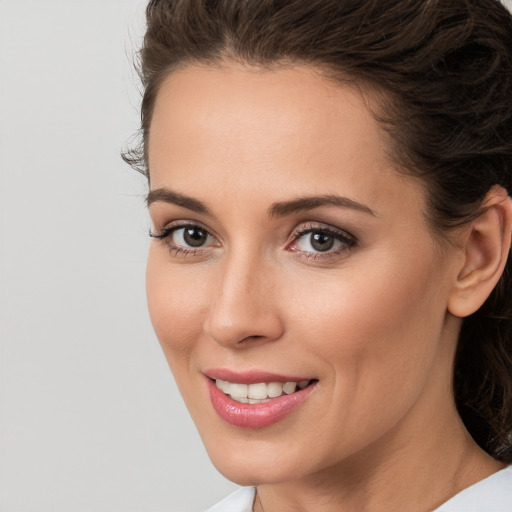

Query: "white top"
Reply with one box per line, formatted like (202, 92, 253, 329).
(205, 466, 512, 512)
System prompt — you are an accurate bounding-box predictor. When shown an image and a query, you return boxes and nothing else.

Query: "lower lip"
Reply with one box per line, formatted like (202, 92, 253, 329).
(207, 379, 318, 429)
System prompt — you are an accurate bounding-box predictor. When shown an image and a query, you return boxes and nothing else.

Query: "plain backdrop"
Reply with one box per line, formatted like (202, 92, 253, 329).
(0, 1, 235, 511)
(2, 1, 512, 512)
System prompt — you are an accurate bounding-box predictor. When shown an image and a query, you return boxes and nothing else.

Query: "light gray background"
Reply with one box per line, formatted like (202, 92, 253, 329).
(2, 1, 512, 512)
(0, 1, 235, 511)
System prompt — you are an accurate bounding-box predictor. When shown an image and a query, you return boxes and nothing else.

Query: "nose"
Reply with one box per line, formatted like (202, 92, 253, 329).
(204, 251, 285, 348)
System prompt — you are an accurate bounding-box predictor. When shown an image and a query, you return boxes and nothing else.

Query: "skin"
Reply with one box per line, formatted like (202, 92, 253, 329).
(146, 63, 506, 512)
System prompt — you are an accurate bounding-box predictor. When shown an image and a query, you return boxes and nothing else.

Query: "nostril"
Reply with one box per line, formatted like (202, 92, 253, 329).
(240, 334, 264, 342)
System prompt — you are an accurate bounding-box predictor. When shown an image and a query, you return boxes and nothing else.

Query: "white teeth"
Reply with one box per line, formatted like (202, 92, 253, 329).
(215, 379, 311, 400)
(248, 383, 268, 399)
(229, 383, 248, 398)
(267, 382, 284, 398)
(217, 379, 230, 393)
(283, 381, 297, 394)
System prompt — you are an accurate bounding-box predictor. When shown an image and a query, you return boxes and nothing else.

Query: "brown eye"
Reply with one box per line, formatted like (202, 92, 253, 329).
(296, 230, 341, 253)
(149, 223, 218, 256)
(182, 227, 208, 247)
(310, 233, 335, 252)
(291, 226, 356, 258)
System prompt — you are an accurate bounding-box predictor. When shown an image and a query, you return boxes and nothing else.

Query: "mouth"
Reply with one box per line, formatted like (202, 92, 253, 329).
(214, 378, 314, 404)
(205, 371, 319, 428)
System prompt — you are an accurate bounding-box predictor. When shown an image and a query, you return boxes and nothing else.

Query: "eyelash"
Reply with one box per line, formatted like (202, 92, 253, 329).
(149, 221, 216, 258)
(149, 221, 357, 261)
(286, 223, 357, 260)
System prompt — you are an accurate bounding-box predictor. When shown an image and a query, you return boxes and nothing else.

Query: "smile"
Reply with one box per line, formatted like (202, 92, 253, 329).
(206, 372, 318, 428)
(215, 379, 311, 403)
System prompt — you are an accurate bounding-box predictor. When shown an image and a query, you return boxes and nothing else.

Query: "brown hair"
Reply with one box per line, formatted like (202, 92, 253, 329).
(123, 0, 512, 462)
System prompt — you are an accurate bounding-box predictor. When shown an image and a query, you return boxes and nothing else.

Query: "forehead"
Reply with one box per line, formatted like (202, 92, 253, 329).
(148, 63, 420, 217)
(149, 63, 384, 166)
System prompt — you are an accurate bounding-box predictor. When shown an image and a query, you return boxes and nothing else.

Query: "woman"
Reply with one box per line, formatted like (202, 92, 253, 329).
(123, 0, 512, 510)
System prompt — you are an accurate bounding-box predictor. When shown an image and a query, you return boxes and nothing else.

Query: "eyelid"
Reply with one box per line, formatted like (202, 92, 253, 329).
(149, 219, 357, 260)
(148, 221, 222, 262)
(285, 222, 358, 259)
(287, 222, 357, 244)
(150, 219, 219, 241)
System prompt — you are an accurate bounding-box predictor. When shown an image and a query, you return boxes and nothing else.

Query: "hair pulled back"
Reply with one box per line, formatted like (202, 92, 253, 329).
(123, 0, 512, 462)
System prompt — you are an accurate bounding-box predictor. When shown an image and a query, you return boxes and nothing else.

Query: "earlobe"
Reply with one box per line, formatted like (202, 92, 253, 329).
(448, 186, 512, 318)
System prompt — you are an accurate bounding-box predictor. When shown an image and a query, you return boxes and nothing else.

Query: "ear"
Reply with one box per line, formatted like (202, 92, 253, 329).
(448, 186, 512, 318)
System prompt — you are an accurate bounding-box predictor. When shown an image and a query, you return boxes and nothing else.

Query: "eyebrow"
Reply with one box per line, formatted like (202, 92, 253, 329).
(146, 187, 376, 218)
(146, 188, 211, 215)
(268, 194, 376, 219)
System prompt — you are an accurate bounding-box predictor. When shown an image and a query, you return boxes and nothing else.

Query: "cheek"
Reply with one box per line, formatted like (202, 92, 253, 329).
(291, 257, 440, 347)
(287, 250, 446, 406)
(269, 257, 447, 463)
(145, 249, 208, 367)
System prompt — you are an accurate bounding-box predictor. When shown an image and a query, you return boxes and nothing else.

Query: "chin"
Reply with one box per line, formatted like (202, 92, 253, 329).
(200, 430, 320, 486)
(210, 455, 301, 487)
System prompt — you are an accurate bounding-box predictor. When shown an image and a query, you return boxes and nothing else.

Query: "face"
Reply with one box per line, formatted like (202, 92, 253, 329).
(146, 63, 462, 485)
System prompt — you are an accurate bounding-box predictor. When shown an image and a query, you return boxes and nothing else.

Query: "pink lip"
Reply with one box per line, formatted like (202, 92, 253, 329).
(204, 368, 313, 384)
(206, 376, 318, 429)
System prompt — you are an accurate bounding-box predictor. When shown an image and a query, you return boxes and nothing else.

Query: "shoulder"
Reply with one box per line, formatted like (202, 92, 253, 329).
(434, 465, 512, 512)
(204, 487, 256, 512)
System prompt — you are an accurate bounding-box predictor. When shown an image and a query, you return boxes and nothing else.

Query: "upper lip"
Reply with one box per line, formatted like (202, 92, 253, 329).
(203, 368, 315, 384)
